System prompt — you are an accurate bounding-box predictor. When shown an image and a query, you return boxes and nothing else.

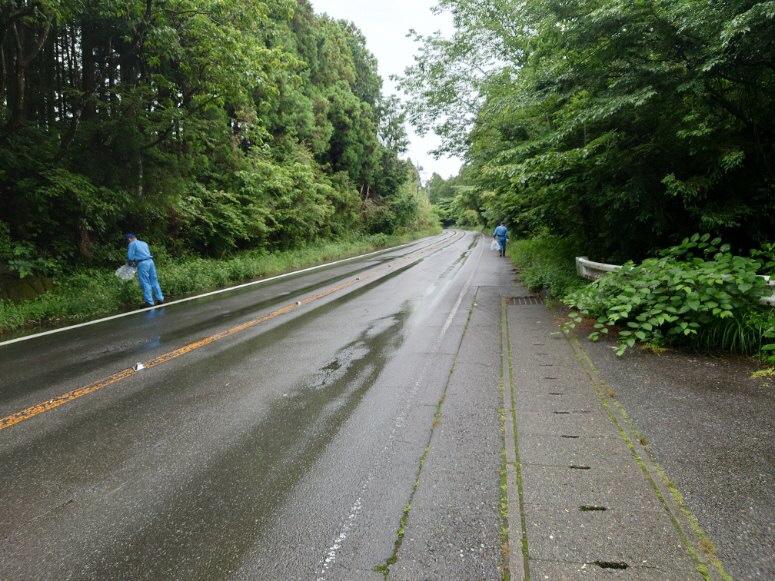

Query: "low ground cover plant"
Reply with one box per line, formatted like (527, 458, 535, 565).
(564, 235, 775, 361)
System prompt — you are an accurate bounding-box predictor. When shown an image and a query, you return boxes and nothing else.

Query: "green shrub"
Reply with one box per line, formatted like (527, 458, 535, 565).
(565, 234, 775, 360)
(510, 236, 586, 298)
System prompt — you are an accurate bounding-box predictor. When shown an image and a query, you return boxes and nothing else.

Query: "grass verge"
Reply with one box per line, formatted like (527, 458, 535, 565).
(0, 229, 439, 336)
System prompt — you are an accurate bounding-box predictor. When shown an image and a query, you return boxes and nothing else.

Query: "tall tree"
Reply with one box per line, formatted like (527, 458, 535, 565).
(400, 0, 775, 260)
(0, 0, 430, 275)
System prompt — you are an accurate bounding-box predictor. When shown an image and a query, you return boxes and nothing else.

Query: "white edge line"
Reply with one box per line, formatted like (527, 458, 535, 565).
(0, 237, 442, 348)
(440, 234, 483, 339)
(314, 231, 470, 579)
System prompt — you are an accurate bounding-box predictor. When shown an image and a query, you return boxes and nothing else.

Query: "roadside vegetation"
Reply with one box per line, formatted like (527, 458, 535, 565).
(406, 1, 774, 365)
(565, 235, 775, 361)
(403, 1, 774, 262)
(0, 1, 441, 334)
(0, 229, 439, 335)
(508, 236, 586, 300)
(507, 235, 775, 365)
(0, 1, 434, 285)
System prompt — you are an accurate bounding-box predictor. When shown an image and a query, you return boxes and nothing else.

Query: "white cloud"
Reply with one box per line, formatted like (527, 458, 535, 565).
(310, 0, 462, 180)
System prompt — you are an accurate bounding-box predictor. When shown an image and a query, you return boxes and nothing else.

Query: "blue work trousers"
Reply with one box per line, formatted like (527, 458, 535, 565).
(137, 260, 164, 305)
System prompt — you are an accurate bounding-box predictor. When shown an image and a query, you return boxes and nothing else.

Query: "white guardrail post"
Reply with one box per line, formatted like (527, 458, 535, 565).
(575, 257, 775, 307)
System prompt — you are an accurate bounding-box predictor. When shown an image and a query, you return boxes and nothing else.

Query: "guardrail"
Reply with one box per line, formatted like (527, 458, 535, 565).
(576, 256, 775, 307)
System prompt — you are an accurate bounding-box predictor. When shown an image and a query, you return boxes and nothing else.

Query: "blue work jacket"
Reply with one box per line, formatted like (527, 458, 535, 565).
(127, 239, 153, 264)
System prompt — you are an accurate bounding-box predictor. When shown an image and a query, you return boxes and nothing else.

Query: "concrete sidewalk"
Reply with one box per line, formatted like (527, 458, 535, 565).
(503, 291, 715, 580)
(497, 251, 773, 580)
(388, 241, 742, 580)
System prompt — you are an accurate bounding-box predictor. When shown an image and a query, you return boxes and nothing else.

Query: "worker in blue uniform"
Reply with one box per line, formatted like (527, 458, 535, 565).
(126, 233, 164, 307)
(493, 222, 509, 257)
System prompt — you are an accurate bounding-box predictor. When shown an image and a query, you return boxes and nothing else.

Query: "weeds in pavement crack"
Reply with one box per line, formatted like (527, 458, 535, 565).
(374, 293, 480, 579)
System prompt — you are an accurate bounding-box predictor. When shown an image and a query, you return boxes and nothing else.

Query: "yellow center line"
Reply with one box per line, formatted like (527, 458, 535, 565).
(0, 233, 461, 432)
(0, 277, 365, 432)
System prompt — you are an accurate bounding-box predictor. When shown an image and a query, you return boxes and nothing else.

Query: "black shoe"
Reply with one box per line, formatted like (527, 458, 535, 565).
(157, 299, 164, 305)
(143, 302, 154, 309)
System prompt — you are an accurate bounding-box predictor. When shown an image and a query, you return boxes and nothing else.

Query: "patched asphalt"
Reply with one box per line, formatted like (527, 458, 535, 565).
(579, 337, 774, 579)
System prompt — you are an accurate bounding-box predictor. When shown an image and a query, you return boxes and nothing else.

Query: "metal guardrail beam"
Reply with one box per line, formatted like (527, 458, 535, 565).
(575, 257, 775, 307)
(575, 256, 621, 279)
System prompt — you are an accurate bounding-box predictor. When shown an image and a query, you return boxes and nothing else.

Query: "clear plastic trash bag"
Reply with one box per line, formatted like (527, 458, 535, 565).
(115, 264, 137, 281)
(490, 239, 500, 251)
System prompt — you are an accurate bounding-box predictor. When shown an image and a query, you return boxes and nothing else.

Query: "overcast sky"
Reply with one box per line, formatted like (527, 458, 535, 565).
(309, 0, 462, 181)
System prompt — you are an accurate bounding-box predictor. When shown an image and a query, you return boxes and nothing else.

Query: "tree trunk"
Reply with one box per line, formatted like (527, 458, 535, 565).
(80, 18, 96, 120)
(0, 30, 6, 107)
(1, 14, 52, 135)
(78, 222, 93, 258)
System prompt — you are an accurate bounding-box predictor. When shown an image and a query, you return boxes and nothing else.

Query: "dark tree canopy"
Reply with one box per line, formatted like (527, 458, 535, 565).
(0, 0, 434, 276)
(401, 0, 775, 261)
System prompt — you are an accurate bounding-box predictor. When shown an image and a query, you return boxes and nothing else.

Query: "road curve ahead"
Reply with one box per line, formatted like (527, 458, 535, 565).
(0, 231, 507, 580)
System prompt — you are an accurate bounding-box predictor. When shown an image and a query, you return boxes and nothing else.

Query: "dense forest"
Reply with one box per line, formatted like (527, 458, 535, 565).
(3, 0, 773, 273)
(0, 0, 435, 279)
(402, 0, 774, 262)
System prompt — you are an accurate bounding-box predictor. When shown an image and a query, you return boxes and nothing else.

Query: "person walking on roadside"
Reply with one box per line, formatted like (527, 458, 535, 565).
(493, 222, 509, 257)
(126, 233, 164, 307)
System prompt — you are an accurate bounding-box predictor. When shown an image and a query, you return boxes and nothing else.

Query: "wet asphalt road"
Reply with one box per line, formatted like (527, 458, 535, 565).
(0, 231, 486, 579)
(4, 231, 773, 580)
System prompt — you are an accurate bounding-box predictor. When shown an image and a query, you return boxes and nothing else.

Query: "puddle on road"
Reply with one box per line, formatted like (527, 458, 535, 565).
(87, 304, 412, 580)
